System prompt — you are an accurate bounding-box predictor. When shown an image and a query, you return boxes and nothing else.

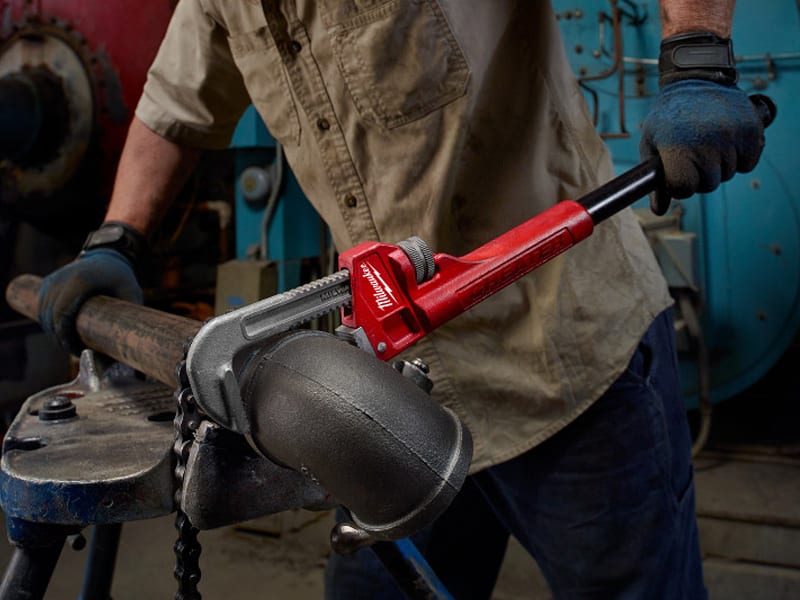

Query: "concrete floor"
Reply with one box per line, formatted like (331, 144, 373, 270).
(1, 446, 797, 599)
(0, 508, 548, 599)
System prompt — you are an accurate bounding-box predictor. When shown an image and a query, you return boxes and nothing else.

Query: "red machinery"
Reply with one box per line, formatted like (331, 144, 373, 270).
(0, 0, 174, 222)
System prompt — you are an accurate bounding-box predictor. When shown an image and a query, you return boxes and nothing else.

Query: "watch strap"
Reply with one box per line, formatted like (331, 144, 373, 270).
(659, 32, 738, 87)
(80, 221, 150, 275)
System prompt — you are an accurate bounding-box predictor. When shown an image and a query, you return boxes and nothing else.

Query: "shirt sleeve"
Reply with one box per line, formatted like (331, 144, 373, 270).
(135, 0, 251, 149)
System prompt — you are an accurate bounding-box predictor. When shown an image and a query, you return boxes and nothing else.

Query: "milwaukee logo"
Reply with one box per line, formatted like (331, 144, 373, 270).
(360, 260, 397, 311)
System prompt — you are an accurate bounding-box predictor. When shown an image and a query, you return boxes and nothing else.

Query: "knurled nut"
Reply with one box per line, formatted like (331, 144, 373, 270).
(398, 236, 435, 284)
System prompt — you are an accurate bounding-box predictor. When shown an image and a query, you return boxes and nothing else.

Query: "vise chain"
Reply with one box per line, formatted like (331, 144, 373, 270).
(173, 339, 206, 600)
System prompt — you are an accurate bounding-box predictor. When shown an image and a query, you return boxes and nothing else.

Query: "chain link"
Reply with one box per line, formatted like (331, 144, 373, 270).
(167, 271, 351, 598)
(172, 341, 205, 600)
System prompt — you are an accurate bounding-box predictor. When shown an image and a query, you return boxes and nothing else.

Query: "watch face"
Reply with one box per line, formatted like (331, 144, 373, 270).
(85, 224, 125, 249)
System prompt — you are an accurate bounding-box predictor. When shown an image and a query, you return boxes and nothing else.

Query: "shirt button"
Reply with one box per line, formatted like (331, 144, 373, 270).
(345, 195, 358, 208)
(317, 117, 331, 131)
(287, 40, 302, 55)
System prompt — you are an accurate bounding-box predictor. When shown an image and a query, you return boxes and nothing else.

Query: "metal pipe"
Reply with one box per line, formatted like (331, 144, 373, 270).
(5, 274, 200, 387)
(6, 275, 474, 542)
(240, 329, 473, 541)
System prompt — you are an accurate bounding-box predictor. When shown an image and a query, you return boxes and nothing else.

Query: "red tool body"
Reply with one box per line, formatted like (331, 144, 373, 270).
(340, 94, 776, 360)
(339, 201, 595, 360)
(339, 91, 778, 361)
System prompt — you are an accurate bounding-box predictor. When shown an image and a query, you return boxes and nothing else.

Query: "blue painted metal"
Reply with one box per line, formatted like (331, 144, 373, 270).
(553, 0, 800, 405)
(393, 538, 455, 600)
(229, 105, 322, 292)
(230, 105, 276, 149)
(0, 356, 176, 546)
(232, 147, 272, 261)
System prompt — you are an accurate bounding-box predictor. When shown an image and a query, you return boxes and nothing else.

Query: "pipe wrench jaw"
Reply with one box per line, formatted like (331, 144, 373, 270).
(185, 236, 436, 437)
(186, 270, 353, 436)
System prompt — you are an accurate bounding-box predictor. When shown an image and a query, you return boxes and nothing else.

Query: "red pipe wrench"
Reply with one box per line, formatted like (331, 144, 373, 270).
(339, 200, 594, 359)
(340, 93, 777, 361)
(186, 94, 776, 434)
(187, 158, 657, 432)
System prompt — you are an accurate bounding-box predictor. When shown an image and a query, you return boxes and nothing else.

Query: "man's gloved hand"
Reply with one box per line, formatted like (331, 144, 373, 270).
(640, 32, 767, 214)
(38, 222, 147, 355)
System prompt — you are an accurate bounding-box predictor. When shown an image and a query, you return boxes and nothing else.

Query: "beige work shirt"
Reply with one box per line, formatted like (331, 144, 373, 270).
(137, 0, 672, 472)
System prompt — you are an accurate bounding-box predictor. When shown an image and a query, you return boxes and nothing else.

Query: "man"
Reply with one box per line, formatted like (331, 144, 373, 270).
(38, 1, 765, 598)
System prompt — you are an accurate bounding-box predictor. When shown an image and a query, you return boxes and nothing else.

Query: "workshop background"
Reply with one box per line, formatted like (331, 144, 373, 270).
(0, 0, 798, 598)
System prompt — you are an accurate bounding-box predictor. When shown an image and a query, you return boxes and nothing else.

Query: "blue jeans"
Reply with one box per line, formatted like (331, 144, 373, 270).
(325, 310, 706, 599)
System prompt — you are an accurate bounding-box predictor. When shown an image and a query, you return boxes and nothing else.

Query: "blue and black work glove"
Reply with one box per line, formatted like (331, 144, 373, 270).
(640, 32, 770, 214)
(38, 221, 147, 355)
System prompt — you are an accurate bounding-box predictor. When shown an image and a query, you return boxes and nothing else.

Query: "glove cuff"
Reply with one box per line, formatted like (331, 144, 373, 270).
(80, 221, 150, 278)
(659, 32, 738, 88)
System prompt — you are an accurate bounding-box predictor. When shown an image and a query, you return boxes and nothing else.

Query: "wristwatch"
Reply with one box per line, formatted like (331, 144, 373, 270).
(80, 221, 149, 273)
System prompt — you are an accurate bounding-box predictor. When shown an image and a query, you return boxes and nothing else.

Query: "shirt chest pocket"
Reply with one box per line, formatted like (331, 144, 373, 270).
(322, 0, 469, 129)
(227, 27, 302, 146)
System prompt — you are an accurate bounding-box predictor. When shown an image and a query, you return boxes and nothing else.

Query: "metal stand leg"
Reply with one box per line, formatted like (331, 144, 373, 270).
(332, 520, 454, 600)
(0, 536, 65, 600)
(371, 540, 454, 600)
(79, 523, 122, 600)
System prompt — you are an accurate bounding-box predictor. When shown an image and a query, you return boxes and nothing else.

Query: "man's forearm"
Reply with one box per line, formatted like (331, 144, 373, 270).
(659, 0, 735, 38)
(105, 116, 202, 237)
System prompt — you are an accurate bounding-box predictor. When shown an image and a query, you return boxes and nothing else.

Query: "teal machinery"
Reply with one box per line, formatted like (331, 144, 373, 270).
(552, 0, 800, 420)
(228, 106, 324, 297)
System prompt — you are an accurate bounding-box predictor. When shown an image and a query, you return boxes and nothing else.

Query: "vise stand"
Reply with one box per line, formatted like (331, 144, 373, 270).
(0, 350, 366, 599)
(0, 351, 176, 599)
(0, 276, 469, 600)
